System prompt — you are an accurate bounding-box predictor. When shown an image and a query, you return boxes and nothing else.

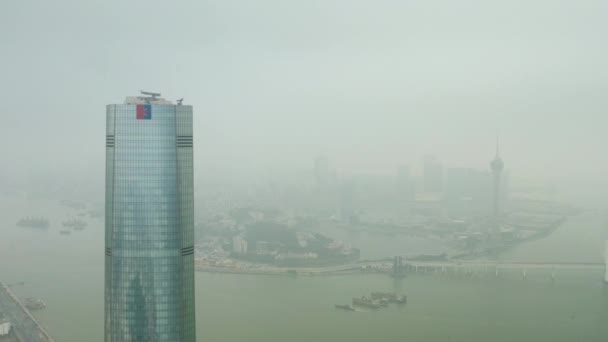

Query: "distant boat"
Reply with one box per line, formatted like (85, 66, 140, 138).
(59, 199, 86, 210)
(335, 304, 355, 311)
(24, 298, 46, 310)
(16, 217, 49, 229)
(371, 292, 407, 304)
(62, 219, 87, 230)
(352, 296, 382, 309)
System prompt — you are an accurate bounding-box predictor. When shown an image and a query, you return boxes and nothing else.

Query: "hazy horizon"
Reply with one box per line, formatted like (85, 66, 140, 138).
(2, 0, 607, 200)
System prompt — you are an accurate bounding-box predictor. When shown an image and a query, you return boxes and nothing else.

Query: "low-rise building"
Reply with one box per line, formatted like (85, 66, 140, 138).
(0, 319, 12, 337)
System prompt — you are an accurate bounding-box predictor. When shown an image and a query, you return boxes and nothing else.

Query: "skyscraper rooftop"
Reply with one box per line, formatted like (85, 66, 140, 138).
(124, 90, 173, 105)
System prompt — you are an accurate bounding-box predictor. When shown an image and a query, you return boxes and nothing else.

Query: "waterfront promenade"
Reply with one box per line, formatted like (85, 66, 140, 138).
(0, 282, 54, 342)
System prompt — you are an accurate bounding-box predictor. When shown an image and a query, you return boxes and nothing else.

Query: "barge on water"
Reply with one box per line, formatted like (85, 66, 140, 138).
(16, 217, 49, 229)
(371, 291, 407, 304)
(334, 304, 355, 311)
(352, 296, 382, 309)
(24, 298, 46, 311)
(62, 219, 87, 231)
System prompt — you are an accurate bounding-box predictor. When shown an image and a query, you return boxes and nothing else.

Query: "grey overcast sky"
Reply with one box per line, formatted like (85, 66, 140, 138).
(1, 0, 607, 189)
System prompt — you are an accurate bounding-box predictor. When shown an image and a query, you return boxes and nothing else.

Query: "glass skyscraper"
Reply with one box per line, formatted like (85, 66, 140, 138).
(105, 93, 195, 341)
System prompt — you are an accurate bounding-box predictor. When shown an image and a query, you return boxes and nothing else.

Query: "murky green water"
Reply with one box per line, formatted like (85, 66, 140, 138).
(1, 196, 607, 341)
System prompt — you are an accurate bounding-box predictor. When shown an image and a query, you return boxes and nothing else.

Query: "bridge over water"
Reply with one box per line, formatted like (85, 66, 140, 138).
(389, 242, 608, 280)
(378, 256, 607, 280)
(404, 260, 604, 270)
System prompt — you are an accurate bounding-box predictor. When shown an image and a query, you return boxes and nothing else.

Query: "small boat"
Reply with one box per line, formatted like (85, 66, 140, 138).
(24, 298, 46, 310)
(371, 292, 395, 300)
(16, 217, 49, 229)
(62, 219, 87, 230)
(394, 295, 407, 304)
(352, 297, 382, 309)
(335, 304, 355, 311)
(371, 291, 407, 304)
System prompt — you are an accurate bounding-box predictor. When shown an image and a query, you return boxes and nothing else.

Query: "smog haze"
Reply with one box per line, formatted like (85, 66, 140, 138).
(1, 0, 607, 201)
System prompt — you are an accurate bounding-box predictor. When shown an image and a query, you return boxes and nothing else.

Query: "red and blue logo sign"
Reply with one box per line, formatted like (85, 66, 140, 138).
(136, 104, 152, 120)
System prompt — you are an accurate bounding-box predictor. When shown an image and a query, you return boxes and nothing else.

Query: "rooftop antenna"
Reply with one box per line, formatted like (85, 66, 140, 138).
(140, 90, 161, 100)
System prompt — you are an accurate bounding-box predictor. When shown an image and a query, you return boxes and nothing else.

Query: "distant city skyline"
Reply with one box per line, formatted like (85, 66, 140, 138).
(2, 1, 607, 193)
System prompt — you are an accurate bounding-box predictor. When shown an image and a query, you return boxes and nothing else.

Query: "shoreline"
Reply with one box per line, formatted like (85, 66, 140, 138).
(195, 264, 368, 277)
(195, 218, 574, 277)
(195, 261, 605, 277)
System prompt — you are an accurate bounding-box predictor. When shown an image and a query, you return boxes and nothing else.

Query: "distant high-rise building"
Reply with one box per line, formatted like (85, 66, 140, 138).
(396, 164, 414, 199)
(490, 141, 505, 235)
(500, 169, 510, 211)
(233, 235, 248, 255)
(105, 92, 195, 341)
(397, 164, 410, 179)
(339, 180, 358, 223)
(423, 156, 443, 193)
(314, 156, 330, 186)
(445, 167, 491, 215)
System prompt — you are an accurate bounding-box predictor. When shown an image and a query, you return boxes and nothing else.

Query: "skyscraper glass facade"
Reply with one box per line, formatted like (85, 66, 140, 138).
(105, 102, 195, 341)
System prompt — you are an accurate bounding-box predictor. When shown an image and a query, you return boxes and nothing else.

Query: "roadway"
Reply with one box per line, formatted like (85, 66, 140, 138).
(402, 260, 605, 270)
(0, 282, 54, 342)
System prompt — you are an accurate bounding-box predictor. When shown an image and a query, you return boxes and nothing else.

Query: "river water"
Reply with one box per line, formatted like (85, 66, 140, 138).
(1, 195, 607, 341)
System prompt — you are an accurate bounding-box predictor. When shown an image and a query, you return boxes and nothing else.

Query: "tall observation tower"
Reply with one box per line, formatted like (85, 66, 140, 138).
(604, 240, 608, 284)
(490, 140, 504, 237)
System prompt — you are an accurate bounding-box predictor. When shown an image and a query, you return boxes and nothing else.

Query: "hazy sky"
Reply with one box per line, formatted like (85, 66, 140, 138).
(1, 0, 607, 189)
